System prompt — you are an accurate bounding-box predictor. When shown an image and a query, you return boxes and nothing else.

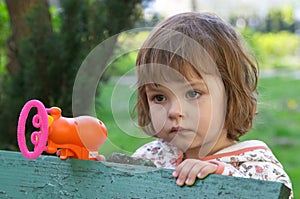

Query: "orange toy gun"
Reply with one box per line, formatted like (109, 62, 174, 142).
(17, 99, 108, 160)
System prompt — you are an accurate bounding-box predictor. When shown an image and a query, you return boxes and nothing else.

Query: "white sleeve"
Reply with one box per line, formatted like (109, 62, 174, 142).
(132, 139, 179, 169)
(209, 149, 293, 198)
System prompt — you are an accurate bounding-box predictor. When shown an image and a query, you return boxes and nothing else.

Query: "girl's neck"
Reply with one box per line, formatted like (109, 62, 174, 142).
(183, 136, 236, 159)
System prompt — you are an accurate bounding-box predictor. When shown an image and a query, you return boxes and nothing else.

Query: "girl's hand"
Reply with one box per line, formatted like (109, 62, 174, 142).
(172, 159, 218, 186)
(95, 154, 106, 161)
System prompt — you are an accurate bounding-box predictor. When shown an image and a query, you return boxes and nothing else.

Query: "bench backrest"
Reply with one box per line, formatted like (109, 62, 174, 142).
(0, 150, 290, 198)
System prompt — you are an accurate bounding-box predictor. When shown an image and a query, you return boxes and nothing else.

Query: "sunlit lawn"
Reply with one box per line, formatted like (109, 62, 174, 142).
(97, 75, 300, 197)
(242, 76, 300, 196)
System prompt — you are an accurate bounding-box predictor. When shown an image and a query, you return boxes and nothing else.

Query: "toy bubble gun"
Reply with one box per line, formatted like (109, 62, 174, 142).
(17, 99, 108, 160)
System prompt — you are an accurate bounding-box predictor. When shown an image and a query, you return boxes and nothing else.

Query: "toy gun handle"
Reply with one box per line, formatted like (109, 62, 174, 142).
(17, 100, 49, 159)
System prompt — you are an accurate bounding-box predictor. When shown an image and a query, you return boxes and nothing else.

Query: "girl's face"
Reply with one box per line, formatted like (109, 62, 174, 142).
(145, 73, 232, 158)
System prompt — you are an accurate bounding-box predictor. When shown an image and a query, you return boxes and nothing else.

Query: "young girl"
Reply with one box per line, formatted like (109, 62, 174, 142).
(131, 12, 293, 197)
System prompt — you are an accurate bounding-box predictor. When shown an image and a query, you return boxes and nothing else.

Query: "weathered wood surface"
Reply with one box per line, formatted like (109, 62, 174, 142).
(0, 150, 290, 198)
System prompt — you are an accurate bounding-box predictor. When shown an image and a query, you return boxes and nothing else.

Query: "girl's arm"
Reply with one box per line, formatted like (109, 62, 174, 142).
(208, 158, 293, 198)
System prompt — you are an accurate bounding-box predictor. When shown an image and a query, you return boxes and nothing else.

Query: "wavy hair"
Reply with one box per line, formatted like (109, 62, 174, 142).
(135, 12, 259, 141)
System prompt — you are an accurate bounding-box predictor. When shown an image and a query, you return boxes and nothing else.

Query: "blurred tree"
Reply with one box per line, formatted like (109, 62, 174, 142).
(0, 2, 10, 74)
(265, 6, 295, 33)
(0, 0, 52, 150)
(5, 0, 52, 76)
(229, 5, 296, 33)
(0, 0, 146, 150)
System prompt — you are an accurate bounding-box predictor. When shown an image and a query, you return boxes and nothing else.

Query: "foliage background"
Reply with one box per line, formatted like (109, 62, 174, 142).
(0, 0, 145, 149)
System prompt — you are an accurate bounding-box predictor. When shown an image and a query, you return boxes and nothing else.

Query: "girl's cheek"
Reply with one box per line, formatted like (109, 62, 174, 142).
(149, 104, 167, 133)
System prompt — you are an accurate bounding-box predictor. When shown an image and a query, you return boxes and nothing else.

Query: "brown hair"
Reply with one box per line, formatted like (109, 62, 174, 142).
(135, 12, 258, 141)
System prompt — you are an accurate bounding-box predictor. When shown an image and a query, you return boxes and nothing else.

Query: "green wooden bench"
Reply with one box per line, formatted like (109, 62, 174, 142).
(0, 150, 290, 198)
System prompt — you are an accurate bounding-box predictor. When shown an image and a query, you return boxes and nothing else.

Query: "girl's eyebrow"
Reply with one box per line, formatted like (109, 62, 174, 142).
(145, 80, 208, 91)
(186, 79, 207, 89)
(145, 84, 162, 92)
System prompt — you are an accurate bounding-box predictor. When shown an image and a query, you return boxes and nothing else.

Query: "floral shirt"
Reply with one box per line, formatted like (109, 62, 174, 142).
(132, 139, 293, 198)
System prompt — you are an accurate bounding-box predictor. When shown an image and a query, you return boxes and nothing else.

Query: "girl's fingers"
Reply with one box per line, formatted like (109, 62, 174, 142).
(185, 163, 204, 185)
(56, 149, 61, 156)
(95, 154, 106, 161)
(175, 161, 196, 186)
(197, 163, 218, 179)
(172, 159, 188, 177)
(173, 160, 219, 186)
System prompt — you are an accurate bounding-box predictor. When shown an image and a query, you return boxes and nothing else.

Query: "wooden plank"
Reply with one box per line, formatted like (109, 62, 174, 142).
(0, 150, 290, 198)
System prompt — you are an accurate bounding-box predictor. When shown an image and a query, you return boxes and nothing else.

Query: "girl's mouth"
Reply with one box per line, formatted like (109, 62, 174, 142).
(171, 126, 185, 134)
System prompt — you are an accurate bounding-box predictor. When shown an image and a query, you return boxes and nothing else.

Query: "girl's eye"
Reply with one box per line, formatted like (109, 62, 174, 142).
(153, 94, 167, 103)
(185, 90, 201, 99)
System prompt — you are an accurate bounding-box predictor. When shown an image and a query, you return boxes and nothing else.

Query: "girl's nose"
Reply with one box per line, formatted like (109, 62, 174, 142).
(168, 99, 183, 120)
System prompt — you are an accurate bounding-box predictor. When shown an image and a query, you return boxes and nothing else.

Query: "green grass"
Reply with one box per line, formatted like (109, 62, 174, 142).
(242, 76, 300, 196)
(97, 75, 300, 197)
